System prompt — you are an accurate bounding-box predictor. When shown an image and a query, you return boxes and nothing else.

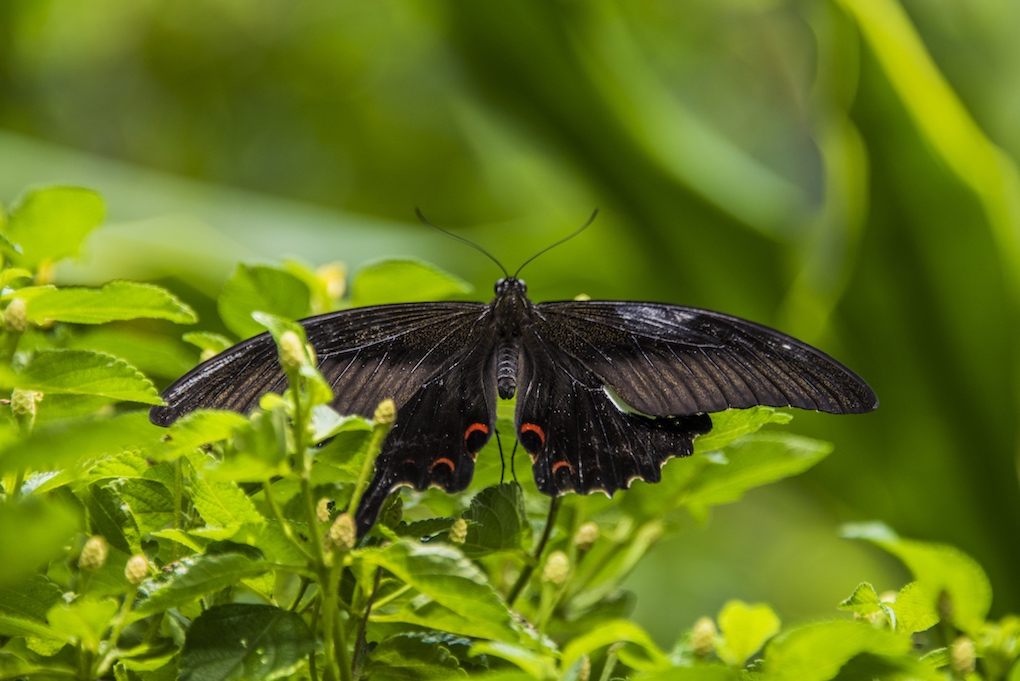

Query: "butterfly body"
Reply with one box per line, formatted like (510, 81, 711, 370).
(151, 276, 876, 536)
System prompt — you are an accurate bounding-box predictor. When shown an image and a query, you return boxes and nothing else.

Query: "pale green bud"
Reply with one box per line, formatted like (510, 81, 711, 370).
(79, 536, 108, 572)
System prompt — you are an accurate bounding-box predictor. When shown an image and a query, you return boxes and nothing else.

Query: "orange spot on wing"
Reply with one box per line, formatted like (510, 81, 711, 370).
(551, 460, 573, 475)
(464, 422, 489, 442)
(430, 457, 456, 473)
(520, 422, 546, 446)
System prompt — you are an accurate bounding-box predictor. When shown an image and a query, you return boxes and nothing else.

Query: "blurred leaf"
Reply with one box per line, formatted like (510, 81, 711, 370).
(350, 258, 472, 307)
(179, 604, 314, 681)
(68, 327, 198, 380)
(843, 522, 992, 633)
(0, 268, 33, 288)
(636, 666, 734, 681)
(714, 600, 780, 667)
(131, 553, 269, 621)
(365, 633, 467, 680)
(46, 597, 118, 649)
(0, 411, 160, 475)
(561, 619, 669, 672)
(182, 331, 234, 355)
(762, 620, 913, 681)
(683, 432, 832, 521)
(1, 186, 103, 268)
(467, 641, 555, 678)
(0, 348, 160, 404)
(11, 281, 196, 325)
(461, 483, 527, 556)
(359, 540, 518, 642)
(0, 497, 77, 587)
(217, 264, 311, 339)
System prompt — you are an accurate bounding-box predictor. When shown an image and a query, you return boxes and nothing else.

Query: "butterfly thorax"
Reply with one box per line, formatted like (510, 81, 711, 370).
(492, 277, 532, 400)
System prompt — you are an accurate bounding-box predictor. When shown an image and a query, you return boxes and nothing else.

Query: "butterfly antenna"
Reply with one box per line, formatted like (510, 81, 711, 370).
(512, 208, 599, 278)
(415, 208, 509, 278)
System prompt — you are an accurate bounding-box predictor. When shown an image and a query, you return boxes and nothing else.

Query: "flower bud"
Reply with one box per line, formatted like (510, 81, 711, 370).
(541, 550, 570, 586)
(373, 398, 396, 425)
(577, 654, 591, 681)
(125, 554, 150, 584)
(278, 330, 306, 372)
(316, 497, 333, 524)
(691, 616, 718, 658)
(79, 536, 108, 572)
(950, 636, 976, 675)
(573, 522, 599, 551)
(11, 388, 42, 432)
(449, 518, 467, 544)
(317, 262, 347, 302)
(3, 298, 27, 333)
(328, 513, 357, 553)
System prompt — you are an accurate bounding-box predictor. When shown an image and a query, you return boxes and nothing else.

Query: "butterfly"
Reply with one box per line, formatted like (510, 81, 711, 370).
(150, 215, 877, 537)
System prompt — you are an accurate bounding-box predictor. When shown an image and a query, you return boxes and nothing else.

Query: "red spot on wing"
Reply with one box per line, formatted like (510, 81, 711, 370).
(464, 422, 489, 442)
(430, 457, 456, 473)
(552, 460, 573, 475)
(520, 422, 546, 446)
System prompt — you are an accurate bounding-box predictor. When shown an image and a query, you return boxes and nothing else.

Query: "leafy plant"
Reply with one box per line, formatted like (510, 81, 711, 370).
(0, 186, 1017, 680)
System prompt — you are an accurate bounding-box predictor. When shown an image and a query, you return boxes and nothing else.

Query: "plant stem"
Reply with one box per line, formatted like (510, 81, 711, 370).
(507, 495, 561, 608)
(352, 567, 383, 679)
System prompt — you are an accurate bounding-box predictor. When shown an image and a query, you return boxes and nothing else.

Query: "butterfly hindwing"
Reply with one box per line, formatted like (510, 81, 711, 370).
(531, 300, 876, 417)
(515, 332, 712, 496)
(353, 341, 498, 534)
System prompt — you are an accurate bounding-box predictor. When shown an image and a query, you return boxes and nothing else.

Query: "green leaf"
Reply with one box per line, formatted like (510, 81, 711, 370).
(11, 281, 196, 325)
(0, 348, 160, 404)
(46, 597, 119, 649)
(683, 432, 832, 520)
(892, 581, 940, 635)
(366, 633, 468, 680)
(762, 620, 912, 681)
(0, 268, 33, 289)
(131, 553, 269, 621)
(0, 577, 65, 641)
(1, 186, 104, 267)
(183, 331, 235, 355)
(179, 604, 314, 681)
(838, 582, 883, 617)
(561, 619, 669, 672)
(251, 311, 333, 406)
(636, 666, 735, 681)
(461, 483, 528, 555)
(188, 463, 265, 529)
(695, 407, 792, 452)
(359, 540, 518, 643)
(714, 600, 781, 667)
(68, 327, 199, 380)
(0, 411, 160, 476)
(0, 500, 79, 587)
(350, 258, 472, 306)
(842, 522, 992, 633)
(217, 264, 311, 339)
(151, 410, 250, 462)
(467, 642, 555, 679)
(112, 478, 175, 537)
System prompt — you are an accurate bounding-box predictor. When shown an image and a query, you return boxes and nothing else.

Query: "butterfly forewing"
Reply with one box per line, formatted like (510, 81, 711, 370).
(530, 300, 877, 417)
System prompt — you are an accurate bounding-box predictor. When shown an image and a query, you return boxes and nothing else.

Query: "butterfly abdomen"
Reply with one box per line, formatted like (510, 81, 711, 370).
(496, 339, 519, 399)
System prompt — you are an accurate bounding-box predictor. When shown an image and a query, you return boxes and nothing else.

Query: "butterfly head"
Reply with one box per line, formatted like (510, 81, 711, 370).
(495, 277, 527, 297)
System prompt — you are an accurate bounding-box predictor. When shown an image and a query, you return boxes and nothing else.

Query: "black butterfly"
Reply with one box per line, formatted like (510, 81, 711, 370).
(151, 252, 876, 537)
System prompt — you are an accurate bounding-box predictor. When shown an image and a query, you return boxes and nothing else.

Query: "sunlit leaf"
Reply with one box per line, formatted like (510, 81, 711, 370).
(714, 600, 780, 667)
(183, 331, 235, 355)
(179, 604, 313, 681)
(350, 258, 472, 307)
(762, 620, 913, 681)
(217, 264, 310, 339)
(150, 410, 250, 462)
(843, 522, 992, 634)
(837, 582, 883, 617)
(11, 281, 196, 325)
(1, 186, 104, 268)
(561, 619, 669, 672)
(694, 407, 792, 452)
(46, 597, 118, 649)
(0, 348, 160, 404)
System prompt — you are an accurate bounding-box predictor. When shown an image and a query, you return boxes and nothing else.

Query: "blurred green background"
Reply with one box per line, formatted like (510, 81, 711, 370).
(2, 0, 1018, 644)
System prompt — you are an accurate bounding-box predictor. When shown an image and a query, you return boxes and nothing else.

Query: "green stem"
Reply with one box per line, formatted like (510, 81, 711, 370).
(93, 589, 138, 677)
(171, 459, 183, 562)
(507, 495, 561, 608)
(352, 567, 383, 679)
(263, 480, 317, 565)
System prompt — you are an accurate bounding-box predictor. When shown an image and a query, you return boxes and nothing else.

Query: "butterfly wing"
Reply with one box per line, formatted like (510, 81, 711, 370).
(149, 303, 499, 535)
(530, 301, 877, 417)
(512, 300, 875, 496)
(515, 334, 712, 496)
